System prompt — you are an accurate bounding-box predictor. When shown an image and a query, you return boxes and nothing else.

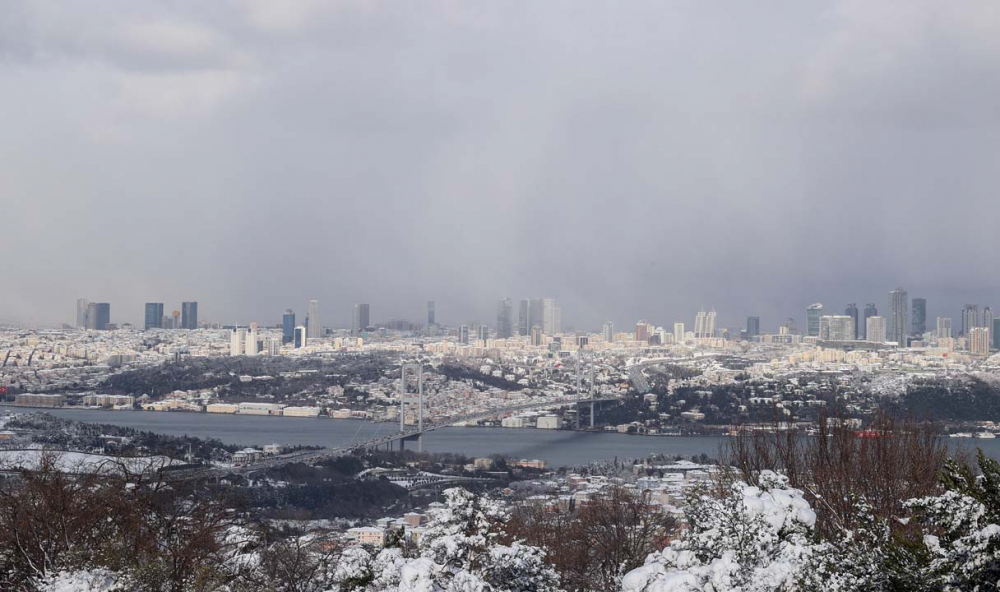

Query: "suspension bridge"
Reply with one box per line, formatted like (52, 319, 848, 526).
(189, 360, 618, 476)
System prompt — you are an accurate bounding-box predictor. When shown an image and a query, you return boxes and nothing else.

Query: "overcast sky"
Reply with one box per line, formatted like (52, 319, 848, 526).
(2, 1, 998, 332)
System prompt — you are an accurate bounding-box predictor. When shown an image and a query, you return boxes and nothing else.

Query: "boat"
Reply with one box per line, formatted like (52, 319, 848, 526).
(976, 432, 997, 439)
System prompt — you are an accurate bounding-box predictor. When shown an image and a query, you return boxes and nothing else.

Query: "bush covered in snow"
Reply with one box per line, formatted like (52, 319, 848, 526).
(334, 488, 560, 591)
(622, 471, 819, 592)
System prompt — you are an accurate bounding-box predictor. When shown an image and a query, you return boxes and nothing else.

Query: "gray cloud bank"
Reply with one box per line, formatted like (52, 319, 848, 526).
(1, 1, 998, 331)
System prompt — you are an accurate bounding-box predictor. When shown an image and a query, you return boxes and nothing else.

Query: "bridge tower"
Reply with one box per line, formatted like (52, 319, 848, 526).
(574, 353, 598, 429)
(399, 364, 424, 452)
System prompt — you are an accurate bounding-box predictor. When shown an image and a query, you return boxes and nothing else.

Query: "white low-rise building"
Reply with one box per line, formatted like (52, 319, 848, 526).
(282, 406, 322, 418)
(536, 415, 560, 429)
(238, 402, 285, 416)
(206, 403, 239, 414)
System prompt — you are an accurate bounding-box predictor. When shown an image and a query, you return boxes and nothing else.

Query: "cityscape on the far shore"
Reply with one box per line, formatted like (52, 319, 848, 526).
(4, 288, 1000, 442)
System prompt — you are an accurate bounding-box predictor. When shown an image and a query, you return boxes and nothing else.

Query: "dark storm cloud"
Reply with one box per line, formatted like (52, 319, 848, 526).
(2, 1, 998, 331)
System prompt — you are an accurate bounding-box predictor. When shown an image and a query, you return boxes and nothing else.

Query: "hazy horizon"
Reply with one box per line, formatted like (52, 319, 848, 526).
(3, 1, 998, 331)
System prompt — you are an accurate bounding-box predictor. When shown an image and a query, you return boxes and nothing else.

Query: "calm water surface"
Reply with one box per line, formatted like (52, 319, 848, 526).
(9, 407, 1000, 468)
(10, 407, 727, 467)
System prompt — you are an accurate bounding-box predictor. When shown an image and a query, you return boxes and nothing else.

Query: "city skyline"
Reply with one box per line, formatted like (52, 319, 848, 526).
(3, 2, 998, 333)
(53, 289, 997, 339)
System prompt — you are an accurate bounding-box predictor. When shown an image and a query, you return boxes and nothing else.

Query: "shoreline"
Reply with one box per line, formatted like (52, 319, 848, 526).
(0, 404, 723, 438)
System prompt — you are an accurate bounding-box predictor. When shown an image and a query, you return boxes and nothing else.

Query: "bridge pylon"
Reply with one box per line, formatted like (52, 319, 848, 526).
(399, 364, 424, 452)
(574, 352, 599, 430)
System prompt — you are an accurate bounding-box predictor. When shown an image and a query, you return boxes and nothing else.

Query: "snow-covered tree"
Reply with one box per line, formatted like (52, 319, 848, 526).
(334, 488, 559, 592)
(622, 471, 818, 592)
(907, 452, 1000, 590)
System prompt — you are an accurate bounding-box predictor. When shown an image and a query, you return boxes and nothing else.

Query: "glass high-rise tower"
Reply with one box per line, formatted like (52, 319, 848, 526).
(145, 303, 164, 330)
(181, 301, 198, 329)
(911, 298, 926, 336)
(888, 288, 908, 346)
(282, 309, 295, 344)
(806, 303, 823, 337)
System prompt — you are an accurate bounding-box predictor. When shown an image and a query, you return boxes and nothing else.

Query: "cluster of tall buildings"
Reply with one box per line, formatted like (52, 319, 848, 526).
(76, 299, 111, 331)
(693, 310, 717, 339)
(229, 323, 281, 356)
(492, 298, 560, 339)
(760, 290, 998, 353)
(75, 299, 197, 331)
(143, 301, 198, 330)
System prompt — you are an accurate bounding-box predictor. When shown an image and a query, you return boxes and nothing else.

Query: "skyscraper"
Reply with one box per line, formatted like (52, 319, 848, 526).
(603, 322, 614, 342)
(181, 301, 198, 329)
(746, 316, 760, 339)
(458, 325, 470, 345)
(541, 298, 560, 334)
(294, 326, 307, 348)
(76, 298, 89, 329)
(528, 298, 545, 334)
(496, 298, 513, 339)
(963, 304, 979, 336)
(970, 327, 990, 355)
(518, 299, 530, 336)
(820, 315, 855, 341)
(89, 303, 110, 331)
(888, 289, 908, 346)
(782, 318, 798, 335)
(911, 298, 926, 336)
(230, 327, 247, 356)
(307, 299, 321, 338)
(984, 307, 994, 345)
(144, 303, 164, 330)
(635, 321, 652, 342)
(845, 303, 859, 340)
(477, 325, 489, 341)
(694, 311, 706, 338)
(673, 322, 685, 343)
(282, 309, 295, 344)
(806, 303, 823, 337)
(863, 303, 878, 340)
(705, 310, 716, 338)
(427, 301, 436, 327)
(867, 316, 886, 343)
(353, 303, 370, 335)
(994, 318, 1000, 351)
(937, 317, 952, 339)
(246, 323, 260, 355)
